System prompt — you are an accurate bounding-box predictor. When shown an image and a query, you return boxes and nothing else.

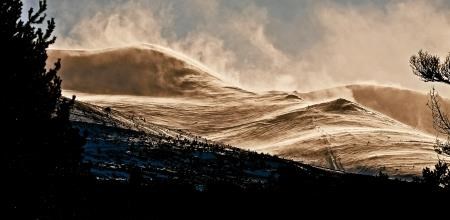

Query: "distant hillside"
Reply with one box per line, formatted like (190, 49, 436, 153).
(301, 84, 450, 136)
(49, 45, 248, 98)
(349, 84, 450, 135)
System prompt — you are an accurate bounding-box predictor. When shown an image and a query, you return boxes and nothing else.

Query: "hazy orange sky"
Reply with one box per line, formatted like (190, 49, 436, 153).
(24, 0, 450, 95)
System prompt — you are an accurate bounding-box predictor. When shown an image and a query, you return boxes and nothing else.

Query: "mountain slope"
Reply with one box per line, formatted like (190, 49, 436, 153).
(51, 45, 449, 178)
(66, 89, 442, 177)
(72, 100, 422, 191)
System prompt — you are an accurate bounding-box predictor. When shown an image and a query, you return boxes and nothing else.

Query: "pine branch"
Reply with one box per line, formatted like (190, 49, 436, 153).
(43, 18, 55, 40)
(429, 89, 450, 136)
(410, 50, 450, 85)
(28, 0, 47, 24)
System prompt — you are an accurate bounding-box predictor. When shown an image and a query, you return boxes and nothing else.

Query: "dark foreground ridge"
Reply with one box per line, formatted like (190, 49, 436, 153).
(7, 100, 422, 218)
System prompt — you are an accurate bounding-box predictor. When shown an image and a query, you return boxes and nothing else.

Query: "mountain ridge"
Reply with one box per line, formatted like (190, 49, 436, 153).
(53, 45, 449, 177)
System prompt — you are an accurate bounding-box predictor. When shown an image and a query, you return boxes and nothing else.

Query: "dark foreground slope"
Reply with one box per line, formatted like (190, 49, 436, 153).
(7, 100, 430, 219)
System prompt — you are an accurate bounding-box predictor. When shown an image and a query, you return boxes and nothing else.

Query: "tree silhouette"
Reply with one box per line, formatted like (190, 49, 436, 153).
(410, 50, 450, 191)
(1, 0, 85, 178)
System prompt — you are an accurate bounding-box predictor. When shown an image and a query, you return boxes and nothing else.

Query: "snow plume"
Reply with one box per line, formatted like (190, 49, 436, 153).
(47, 0, 450, 95)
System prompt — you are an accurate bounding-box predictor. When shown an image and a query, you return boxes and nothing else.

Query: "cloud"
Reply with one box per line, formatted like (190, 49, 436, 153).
(190, 0, 219, 17)
(56, 1, 169, 49)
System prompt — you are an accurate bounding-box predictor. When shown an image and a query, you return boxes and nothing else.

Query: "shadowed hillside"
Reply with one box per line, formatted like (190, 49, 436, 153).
(49, 45, 246, 98)
(349, 85, 450, 135)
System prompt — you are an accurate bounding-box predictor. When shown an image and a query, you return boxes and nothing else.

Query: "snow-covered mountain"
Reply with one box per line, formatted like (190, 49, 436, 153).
(49, 44, 450, 178)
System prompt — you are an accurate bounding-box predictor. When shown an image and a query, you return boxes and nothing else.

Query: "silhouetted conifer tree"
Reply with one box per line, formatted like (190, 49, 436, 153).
(1, 0, 85, 178)
(1, 1, 87, 217)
